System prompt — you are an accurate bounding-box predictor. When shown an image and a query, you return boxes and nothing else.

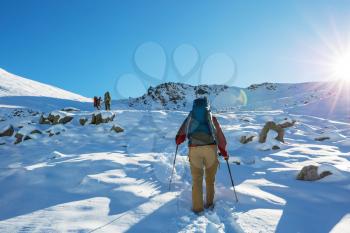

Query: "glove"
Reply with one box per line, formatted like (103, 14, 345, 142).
(218, 152, 229, 161)
(175, 134, 186, 145)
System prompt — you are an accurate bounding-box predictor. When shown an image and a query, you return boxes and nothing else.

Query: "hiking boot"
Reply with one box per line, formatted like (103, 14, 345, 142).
(192, 208, 204, 215)
(204, 203, 215, 210)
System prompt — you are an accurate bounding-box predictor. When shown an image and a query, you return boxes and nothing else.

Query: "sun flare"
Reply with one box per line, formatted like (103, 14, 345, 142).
(331, 50, 350, 81)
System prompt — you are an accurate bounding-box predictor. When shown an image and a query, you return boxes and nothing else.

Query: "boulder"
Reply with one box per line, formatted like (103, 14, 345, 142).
(40, 111, 73, 125)
(39, 115, 51, 124)
(0, 125, 14, 137)
(58, 116, 73, 124)
(319, 170, 332, 179)
(111, 125, 124, 133)
(30, 129, 42, 135)
(46, 125, 66, 137)
(278, 118, 296, 129)
(14, 133, 23, 144)
(47, 114, 61, 124)
(91, 112, 115, 125)
(79, 118, 88, 126)
(49, 132, 60, 137)
(14, 126, 42, 144)
(240, 135, 254, 144)
(259, 121, 285, 143)
(315, 136, 330, 141)
(296, 165, 332, 181)
(91, 113, 103, 125)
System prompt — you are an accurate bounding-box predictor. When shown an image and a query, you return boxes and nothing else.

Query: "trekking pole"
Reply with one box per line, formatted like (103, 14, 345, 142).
(168, 145, 179, 191)
(226, 159, 239, 203)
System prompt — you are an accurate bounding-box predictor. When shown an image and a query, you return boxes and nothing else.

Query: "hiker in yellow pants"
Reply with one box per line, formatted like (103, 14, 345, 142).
(176, 97, 229, 213)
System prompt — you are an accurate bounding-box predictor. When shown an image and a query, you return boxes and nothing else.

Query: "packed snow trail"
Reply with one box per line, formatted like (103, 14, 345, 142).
(0, 109, 349, 232)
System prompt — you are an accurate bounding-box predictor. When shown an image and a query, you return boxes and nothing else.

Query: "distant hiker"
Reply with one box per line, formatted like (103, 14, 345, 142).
(97, 97, 102, 110)
(93, 96, 102, 110)
(93, 96, 98, 109)
(104, 91, 111, 110)
(175, 97, 229, 213)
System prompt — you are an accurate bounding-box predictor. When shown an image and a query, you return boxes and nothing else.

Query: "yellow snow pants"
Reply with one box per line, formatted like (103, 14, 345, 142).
(189, 145, 219, 212)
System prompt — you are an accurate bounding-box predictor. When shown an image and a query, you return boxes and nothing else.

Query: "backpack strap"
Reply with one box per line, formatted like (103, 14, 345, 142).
(185, 111, 192, 136)
(207, 110, 218, 146)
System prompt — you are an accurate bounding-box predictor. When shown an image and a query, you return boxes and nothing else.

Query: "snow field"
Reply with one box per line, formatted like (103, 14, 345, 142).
(0, 108, 349, 232)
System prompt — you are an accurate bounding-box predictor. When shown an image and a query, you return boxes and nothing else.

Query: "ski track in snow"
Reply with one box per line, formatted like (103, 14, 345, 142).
(0, 108, 350, 233)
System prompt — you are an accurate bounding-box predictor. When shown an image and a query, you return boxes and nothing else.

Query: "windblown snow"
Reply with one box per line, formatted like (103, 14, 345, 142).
(0, 70, 349, 233)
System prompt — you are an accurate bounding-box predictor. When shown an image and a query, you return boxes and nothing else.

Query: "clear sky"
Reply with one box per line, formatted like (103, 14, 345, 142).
(1, 0, 349, 98)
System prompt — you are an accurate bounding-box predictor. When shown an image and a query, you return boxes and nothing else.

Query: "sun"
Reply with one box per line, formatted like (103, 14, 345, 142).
(331, 50, 350, 81)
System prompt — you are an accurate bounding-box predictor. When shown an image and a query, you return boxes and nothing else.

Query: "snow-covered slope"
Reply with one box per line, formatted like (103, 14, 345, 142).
(0, 109, 349, 232)
(0, 68, 91, 111)
(0, 68, 90, 101)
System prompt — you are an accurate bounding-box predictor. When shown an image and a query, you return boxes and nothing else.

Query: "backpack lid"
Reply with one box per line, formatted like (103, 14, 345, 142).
(192, 97, 210, 110)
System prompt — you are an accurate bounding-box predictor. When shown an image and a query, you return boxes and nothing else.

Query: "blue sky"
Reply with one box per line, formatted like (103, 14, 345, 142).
(1, 0, 349, 98)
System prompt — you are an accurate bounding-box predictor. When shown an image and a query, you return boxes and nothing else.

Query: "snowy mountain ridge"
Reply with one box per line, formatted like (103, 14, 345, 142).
(126, 81, 350, 121)
(128, 82, 232, 110)
(128, 81, 333, 110)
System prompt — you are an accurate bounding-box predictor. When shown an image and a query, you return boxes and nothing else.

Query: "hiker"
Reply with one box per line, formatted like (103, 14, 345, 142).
(104, 91, 111, 110)
(175, 97, 229, 213)
(97, 96, 102, 110)
(93, 96, 98, 109)
(93, 96, 102, 110)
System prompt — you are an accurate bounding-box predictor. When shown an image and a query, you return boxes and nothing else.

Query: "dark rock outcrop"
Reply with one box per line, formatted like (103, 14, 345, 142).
(58, 116, 73, 124)
(240, 135, 254, 144)
(14, 133, 24, 144)
(315, 136, 330, 141)
(296, 165, 332, 181)
(91, 113, 115, 125)
(39, 115, 51, 124)
(40, 112, 73, 125)
(111, 125, 124, 133)
(259, 119, 296, 144)
(279, 119, 296, 129)
(0, 125, 14, 137)
(259, 121, 285, 143)
(30, 129, 42, 135)
(79, 118, 88, 126)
